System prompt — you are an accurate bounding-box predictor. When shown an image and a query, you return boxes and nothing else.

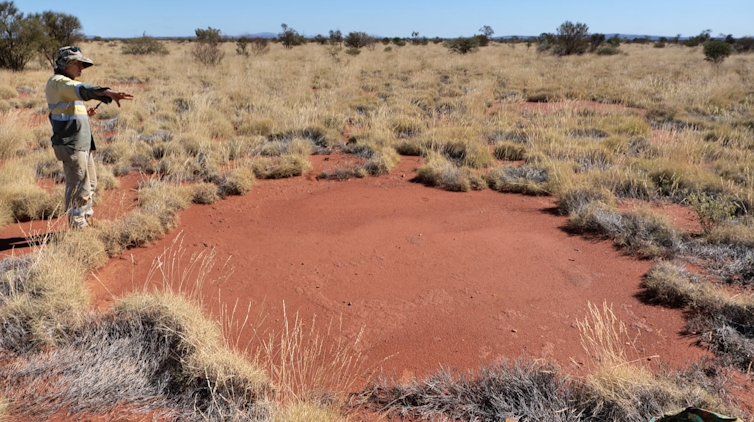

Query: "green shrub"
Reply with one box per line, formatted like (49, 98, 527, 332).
(686, 191, 736, 233)
(444, 37, 479, 54)
(0, 4, 44, 70)
(192, 27, 225, 66)
(235, 36, 249, 56)
(278, 23, 305, 49)
(703, 40, 733, 64)
(121, 33, 169, 55)
(37, 11, 84, 67)
(554, 21, 589, 55)
(343, 31, 375, 49)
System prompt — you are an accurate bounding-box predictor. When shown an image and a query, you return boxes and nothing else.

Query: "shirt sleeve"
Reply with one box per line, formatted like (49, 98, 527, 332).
(76, 82, 114, 103)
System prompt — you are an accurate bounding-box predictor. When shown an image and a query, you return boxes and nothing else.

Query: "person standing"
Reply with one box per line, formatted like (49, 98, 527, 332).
(46, 46, 133, 229)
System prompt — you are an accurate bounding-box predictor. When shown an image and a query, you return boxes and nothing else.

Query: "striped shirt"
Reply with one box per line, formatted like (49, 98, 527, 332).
(45, 74, 100, 151)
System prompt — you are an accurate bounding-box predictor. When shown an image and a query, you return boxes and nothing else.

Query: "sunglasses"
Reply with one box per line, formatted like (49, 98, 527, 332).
(68, 46, 81, 52)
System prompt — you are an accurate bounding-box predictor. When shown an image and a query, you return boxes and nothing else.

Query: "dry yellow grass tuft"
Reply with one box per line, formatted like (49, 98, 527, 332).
(0, 251, 90, 347)
(578, 302, 729, 415)
(272, 402, 347, 422)
(251, 155, 312, 179)
(259, 306, 377, 409)
(0, 111, 36, 159)
(0, 85, 17, 100)
(113, 292, 272, 396)
(220, 166, 256, 196)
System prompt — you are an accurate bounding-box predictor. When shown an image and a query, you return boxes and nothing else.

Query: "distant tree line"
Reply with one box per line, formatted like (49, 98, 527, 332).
(3, 1, 752, 70)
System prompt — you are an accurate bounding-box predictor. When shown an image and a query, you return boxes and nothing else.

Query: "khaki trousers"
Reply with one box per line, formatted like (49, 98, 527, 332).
(53, 145, 97, 229)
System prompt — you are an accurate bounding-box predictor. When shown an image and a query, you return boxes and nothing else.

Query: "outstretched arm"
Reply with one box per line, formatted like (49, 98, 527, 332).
(93, 89, 134, 107)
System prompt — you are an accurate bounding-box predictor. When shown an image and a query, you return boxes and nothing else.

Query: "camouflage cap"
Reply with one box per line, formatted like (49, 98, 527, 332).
(55, 46, 94, 70)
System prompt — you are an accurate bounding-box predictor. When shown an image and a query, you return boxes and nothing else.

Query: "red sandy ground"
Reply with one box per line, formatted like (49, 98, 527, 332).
(85, 156, 706, 381)
(3, 101, 750, 417)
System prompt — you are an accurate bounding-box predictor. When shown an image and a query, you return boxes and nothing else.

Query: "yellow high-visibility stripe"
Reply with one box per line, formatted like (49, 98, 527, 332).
(50, 104, 87, 117)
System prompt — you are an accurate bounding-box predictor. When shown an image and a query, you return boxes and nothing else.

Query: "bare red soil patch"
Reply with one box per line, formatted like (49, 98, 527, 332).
(89, 156, 707, 379)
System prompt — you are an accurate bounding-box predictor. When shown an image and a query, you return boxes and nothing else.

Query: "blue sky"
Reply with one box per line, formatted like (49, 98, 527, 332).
(15, 0, 754, 38)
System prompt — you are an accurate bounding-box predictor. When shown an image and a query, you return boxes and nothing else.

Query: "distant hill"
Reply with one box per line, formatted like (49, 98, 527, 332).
(238, 32, 277, 39)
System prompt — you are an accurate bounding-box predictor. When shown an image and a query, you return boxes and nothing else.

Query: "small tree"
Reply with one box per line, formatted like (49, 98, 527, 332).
(236, 36, 249, 56)
(685, 29, 711, 47)
(444, 36, 479, 54)
(0, 1, 43, 71)
(122, 32, 168, 55)
(279, 23, 303, 49)
(328, 29, 342, 46)
(410, 31, 420, 45)
(703, 40, 733, 64)
(476, 25, 494, 47)
(313, 34, 327, 45)
(37, 10, 83, 67)
(479, 25, 494, 37)
(733, 36, 754, 53)
(554, 21, 589, 55)
(588, 33, 605, 52)
(608, 34, 621, 47)
(249, 37, 269, 56)
(192, 26, 224, 66)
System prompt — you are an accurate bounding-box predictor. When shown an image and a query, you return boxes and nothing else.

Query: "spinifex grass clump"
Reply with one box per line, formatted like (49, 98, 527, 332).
(557, 184, 617, 215)
(0, 162, 63, 226)
(414, 152, 486, 192)
(217, 167, 255, 196)
(250, 155, 312, 180)
(365, 358, 735, 422)
(111, 292, 273, 419)
(0, 228, 109, 350)
(642, 262, 754, 372)
(0, 110, 36, 160)
(98, 181, 194, 255)
(568, 203, 685, 258)
(0, 292, 274, 421)
(485, 163, 553, 195)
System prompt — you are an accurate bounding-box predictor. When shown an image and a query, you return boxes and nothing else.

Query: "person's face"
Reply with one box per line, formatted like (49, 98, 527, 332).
(63, 61, 84, 79)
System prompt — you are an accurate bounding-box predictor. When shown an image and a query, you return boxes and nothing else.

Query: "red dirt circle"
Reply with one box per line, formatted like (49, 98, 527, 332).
(87, 156, 706, 379)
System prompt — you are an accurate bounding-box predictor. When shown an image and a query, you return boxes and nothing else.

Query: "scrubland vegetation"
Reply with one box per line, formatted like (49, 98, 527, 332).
(1, 24, 753, 420)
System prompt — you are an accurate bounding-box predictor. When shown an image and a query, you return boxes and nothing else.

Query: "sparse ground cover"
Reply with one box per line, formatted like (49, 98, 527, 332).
(0, 41, 753, 420)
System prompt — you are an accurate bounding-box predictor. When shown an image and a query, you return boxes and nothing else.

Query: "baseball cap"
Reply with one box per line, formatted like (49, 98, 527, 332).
(55, 46, 94, 70)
